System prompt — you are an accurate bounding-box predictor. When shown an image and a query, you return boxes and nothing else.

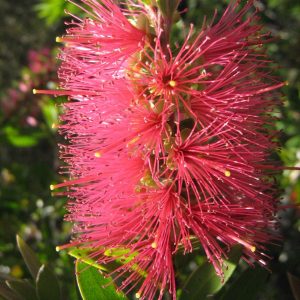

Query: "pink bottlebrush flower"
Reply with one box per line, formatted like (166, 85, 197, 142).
(43, 0, 290, 299)
(57, 0, 146, 94)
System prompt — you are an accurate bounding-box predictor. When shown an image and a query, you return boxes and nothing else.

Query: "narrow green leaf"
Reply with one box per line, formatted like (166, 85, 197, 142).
(68, 248, 108, 272)
(0, 281, 23, 300)
(287, 272, 300, 300)
(68, 247, 147, 278)
(104, 248, 146, 278)
(180, 246, 242, 300)
(219, 267, 269, 300)
(36, 265, 61, 300)
(6, 280, 38, 300)
(76, 260, 127, 300)
(16, 235, 41, 280)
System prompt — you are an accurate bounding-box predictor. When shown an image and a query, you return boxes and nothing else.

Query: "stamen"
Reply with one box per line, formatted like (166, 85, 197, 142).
(151, 242, 157, 249)
(224, 170, 231, 177)
(127, 136, 140, 146)
(168, 80, 177, 88)
(135, 292, 141, 299)
(229, 235, 256, 252)
(50, 184, 55, 191)
(56, 36, 63, 43)
(94, 152, 102, 158)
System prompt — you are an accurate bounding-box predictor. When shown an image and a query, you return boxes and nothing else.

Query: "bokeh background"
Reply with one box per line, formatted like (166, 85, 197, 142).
(0, 0, 299, 299)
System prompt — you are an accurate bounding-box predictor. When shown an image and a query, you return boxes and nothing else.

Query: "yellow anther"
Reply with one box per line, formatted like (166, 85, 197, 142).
(55, 246, 61, 252)
(285, 81, 289, 86)
(127, 136, 140, 146)
(135, 185, 142, 193)
(140, 170, 157, 188)
(32, 89, 37, 94)
(50, 184, 55, 191)
(135, 292, 141, 299)
(224, 170, 231, 177)
(51, 123, 57, 129)
(56, 36, 62, 43)
(94, 152, 102, 158)
(151, 242, 157, 249)
(168, 80, 176, 88)
(232, 235, 256, 252)
(131, 64, 140, 72)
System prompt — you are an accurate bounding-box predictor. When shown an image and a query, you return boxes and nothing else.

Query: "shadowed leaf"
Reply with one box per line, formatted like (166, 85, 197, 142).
(36, 265, 61, 300)
(180, 245, 242, 300)
(16, 235, 41, 280)
(6, 280, 38, 300)
(0, 281, 23, 300)
(288, 272, 300, 300)
(219, 267, 269, 300)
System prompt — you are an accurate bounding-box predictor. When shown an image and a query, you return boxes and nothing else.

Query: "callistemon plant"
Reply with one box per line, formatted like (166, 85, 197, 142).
(36, 0, 287, 298)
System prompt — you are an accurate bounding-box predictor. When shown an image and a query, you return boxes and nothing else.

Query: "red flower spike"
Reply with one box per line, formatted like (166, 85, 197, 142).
(46, 1, 291, 299)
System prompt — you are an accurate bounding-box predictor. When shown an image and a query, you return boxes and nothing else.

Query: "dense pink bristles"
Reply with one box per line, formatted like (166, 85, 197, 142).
(49, 1, 288, 299)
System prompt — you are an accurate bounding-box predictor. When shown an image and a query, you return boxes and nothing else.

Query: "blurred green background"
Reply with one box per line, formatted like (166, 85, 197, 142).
(0, 0, 299, 299)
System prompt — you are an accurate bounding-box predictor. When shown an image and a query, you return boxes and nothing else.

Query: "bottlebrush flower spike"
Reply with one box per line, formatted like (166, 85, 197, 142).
(43, 0, 289, 299)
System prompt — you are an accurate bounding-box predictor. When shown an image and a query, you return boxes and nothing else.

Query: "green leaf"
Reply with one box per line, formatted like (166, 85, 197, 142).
(41, 101, 58, 131)
(180, 246, 242, 300)
(219, 267, 269, 300)
(2, 126, 46, 148)
(68, 247, 146, 278)
(16, 235, 41, 280)
(140, 0, 153, 5)
(0, 281, 23, 300)
(35, 0, 81, 25)
(68, 248, 108, 272)
(36, 265, 61, 300)
(287, 272, 300, 300)
(76, 260, 127, 300)
(0, 273, 18, 282)
(5, 128, 39, 147)
(104, 248, 146, 278)
(6, 280, 38, 300)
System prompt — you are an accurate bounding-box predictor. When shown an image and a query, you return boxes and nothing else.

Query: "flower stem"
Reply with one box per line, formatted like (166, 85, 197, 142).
(156, 0, 180, 59)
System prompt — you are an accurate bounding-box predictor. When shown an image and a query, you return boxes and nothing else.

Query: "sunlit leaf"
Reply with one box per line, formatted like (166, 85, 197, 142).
(68, 248, 108, 272)
(76, 260, 127, 300)
(68, 247, 146, 278)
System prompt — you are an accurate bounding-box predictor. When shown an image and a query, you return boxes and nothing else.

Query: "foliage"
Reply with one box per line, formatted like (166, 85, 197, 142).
(0, 236, 61, 300)
(35, 0, 81, 26)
